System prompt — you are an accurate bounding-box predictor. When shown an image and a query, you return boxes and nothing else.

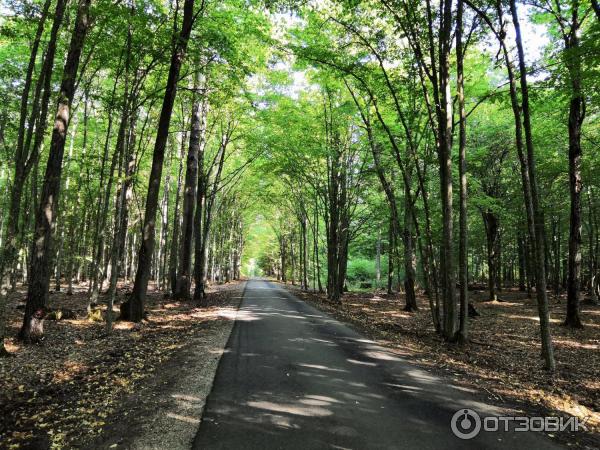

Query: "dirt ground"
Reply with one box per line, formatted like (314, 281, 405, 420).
(284, 283, 600, 449)
(0, 280, 245, 449)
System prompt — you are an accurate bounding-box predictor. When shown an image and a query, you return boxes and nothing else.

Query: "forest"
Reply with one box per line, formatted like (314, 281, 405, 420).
(0, 0, 599, 448)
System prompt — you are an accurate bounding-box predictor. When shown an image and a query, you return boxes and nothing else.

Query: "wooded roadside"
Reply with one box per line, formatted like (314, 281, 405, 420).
(0, 281, 244, 449)
(283, 283, 600, 449)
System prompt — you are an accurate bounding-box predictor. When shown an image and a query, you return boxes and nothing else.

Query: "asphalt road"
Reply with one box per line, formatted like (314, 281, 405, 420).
(193, 279, 563, 449)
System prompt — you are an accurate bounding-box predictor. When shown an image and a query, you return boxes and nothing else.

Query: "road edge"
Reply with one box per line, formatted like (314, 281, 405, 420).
(81, 281, 247, 450)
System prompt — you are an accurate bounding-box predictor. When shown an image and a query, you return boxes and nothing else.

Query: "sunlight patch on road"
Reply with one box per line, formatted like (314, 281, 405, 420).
(347, 358, 377, 367)
(264, 413, 300, 429)
(404, 369, 438, 382)
(305, 394, 342, 404)
(230, 309, 261, 321)
(247, 400, 333, 417)
(297, 363, 348, 373)
(363, 350, 402, 361)
(298, 398, 333, 406)
(288, 337, 338, 347)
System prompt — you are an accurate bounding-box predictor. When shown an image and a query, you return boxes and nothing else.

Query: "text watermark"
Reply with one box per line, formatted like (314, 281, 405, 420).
(451, 408, 588, 440)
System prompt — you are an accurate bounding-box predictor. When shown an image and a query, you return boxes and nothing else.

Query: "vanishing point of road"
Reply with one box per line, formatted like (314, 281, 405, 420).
(193, 279, 562, 449)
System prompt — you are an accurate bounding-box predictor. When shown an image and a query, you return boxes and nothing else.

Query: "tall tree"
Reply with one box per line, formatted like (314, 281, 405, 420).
(0, 0, 68, 353)
(456, 0, 469, 342)
(540, 0, 588, 328)
(175, 69, 205, 300)
(19, 0, 93, 342)
(121, 0, 198, 321)
(507, 0, 556, 369)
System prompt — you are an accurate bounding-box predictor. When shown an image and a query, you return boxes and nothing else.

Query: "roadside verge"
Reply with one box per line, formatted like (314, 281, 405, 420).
(81, 281, 246, 450)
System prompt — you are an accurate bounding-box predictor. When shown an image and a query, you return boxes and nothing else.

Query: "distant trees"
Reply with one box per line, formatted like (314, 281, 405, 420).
(322, 90, 366, 303)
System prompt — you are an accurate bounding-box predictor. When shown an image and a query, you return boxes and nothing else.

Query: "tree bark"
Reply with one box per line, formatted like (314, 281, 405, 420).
(20, 0, 92, 342)
(194, 132, 227, 304)
(507, 0, 556, 369)
(518, 233, 526, 291)
(168, 132, 186, 295)
(314, 194, 323, 293)
(376, 228, 381, 290)
(439, 0, 456, 341)
(0, 0, 68, 353)
(592, 0, 600, 20)
(387, 214, 394, 295)
(175, 73, 204, 299)
(123, 0, 195, 321)
(403, 178, 418, 312)
(564, 2, 585, 328)
(457, 0, 468, 342)
(301, 212, 308, 290)
(483, 211, 500, 301)
(89, 110, 117, 302)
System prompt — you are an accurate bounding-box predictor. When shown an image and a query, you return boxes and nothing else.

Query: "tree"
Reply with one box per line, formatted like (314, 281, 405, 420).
(19, 0, 92, 342)
(121, 0, 198, 321)
(175, 68, 206, 299)
(0, 0, 68, 352)
(533, 0, 589, 328)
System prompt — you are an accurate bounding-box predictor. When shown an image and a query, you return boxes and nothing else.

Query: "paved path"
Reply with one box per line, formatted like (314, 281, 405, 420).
(193, 279, 562, 449)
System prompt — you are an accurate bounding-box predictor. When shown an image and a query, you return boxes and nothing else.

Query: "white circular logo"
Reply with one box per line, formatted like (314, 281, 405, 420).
(451, 408, 481, 439)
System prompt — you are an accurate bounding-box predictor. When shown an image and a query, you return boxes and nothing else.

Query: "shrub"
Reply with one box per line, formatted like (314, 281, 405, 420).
(346, 258, 377, 284)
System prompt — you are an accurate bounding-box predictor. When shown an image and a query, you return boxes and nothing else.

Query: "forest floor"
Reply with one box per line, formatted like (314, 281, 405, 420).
(284, 283, 600, 449)
(0, 279, 246, 450)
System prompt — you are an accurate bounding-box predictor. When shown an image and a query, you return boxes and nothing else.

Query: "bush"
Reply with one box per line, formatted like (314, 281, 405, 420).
(346, 258, 377, 285)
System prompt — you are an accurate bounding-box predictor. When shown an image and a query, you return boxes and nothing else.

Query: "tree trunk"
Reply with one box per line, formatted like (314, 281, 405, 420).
(565, 6, 585, 328)
(437, 0, 456, 341)
(89, 122, 117, 302)
(194, 132, 227, 304)
(290, 234, 296, 286)
(587, 188, 599, 304)
(483, 211, 500, 301)
(314, 195, 323, 293)
(123, 0, 195, 321)
(19, 0, 92, 342)
(457, 0, 469, 343)
(403, 179, 417, 312)
(518, 233, 526, 291)
(280, 236, 287, 283)
(175, 73, 204, 299)
(168, 132, 186, 295)
(158, 152, 172, 291)
(193, 168, 207, 295)
(507, 0, 556, 370)
(387, 214, 394, 295)
(376, 228, 381, 290)
(301, 212, 308, 290)
(0, 0, 67, 353)
(592, 0, 600, 20)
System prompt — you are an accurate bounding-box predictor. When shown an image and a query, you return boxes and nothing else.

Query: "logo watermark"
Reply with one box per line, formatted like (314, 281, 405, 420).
(451, 408, 588, 440)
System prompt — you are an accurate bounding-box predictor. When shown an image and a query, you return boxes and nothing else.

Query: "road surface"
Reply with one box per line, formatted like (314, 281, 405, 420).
(193, 279, 562, 449)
